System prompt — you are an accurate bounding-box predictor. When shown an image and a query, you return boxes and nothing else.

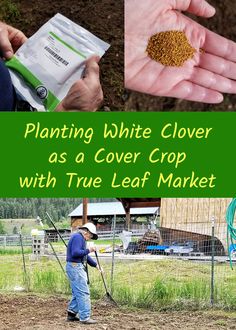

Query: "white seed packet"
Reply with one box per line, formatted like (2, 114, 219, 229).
(6, 13, 110, 111)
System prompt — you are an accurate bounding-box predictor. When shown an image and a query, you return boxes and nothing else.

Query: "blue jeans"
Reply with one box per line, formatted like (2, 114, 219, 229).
(0, 59, 16, 111)
(66, 262, 91, 321)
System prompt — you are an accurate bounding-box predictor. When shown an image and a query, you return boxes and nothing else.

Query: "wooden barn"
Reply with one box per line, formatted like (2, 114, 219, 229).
(160, 198, 232, 251)
(69, 200, 160, 230)
(68, 198, 231, 254)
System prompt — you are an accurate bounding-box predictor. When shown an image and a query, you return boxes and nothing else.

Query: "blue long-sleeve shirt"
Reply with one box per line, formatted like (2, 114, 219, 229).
(66, 232, 97, 267)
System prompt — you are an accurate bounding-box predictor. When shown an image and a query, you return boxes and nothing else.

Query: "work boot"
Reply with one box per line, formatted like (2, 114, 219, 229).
(67, 310, 80, 322)
(80, 318, 97, 324)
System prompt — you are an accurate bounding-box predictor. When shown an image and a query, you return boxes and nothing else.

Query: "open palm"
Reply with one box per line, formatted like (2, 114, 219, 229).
(125, 0, 236, 103)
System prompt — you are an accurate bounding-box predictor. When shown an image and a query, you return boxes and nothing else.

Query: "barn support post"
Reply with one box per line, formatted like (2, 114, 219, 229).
(83, 198, 88, 225)
(124, 205, 131, 231)
(126, 210, 131, 231)
(210, 216, 216, 307)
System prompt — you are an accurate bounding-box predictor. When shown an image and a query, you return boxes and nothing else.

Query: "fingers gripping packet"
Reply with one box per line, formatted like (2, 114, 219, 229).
(6, 13, 110, 111)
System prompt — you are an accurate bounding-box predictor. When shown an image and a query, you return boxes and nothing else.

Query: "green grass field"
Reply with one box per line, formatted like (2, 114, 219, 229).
(0, 254, 236, 310)
(0, 247, 31, 255)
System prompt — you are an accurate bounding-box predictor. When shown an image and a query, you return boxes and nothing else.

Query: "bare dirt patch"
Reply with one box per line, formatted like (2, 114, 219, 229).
(0, 295, 236, 330)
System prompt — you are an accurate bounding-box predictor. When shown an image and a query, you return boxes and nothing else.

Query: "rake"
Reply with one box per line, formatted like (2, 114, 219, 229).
(95, 251, 117, 306)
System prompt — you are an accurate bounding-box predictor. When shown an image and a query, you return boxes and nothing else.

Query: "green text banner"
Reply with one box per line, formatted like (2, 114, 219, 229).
(0, 112, 235, 197)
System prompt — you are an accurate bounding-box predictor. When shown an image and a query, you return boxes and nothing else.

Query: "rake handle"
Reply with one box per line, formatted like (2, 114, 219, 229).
(95, 250, 109, 295)
(46, 212, 68, 247)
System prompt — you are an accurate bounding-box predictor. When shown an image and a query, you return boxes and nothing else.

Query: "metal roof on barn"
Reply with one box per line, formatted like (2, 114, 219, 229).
(69, 202, 159, 217)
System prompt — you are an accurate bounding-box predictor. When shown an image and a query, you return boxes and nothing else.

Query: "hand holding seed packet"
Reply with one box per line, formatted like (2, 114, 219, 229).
(0, 22, 27, 59)
(125, 0, 236, 103)
(5, 14, 110, 112)
(55, 55, 103, 112)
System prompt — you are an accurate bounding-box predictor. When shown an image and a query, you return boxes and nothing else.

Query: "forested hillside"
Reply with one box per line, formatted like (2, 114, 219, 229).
(0, 198, 115, 221)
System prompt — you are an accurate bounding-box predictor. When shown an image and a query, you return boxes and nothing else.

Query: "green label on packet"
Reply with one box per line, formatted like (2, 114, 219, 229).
(0, 112, 235, 197)
(6, 56, 60, 111)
